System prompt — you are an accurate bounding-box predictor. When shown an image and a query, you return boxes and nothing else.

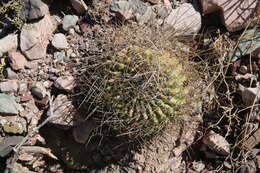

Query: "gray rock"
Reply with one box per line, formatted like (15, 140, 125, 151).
(110, 0, 148, 21)
(164, 3, 201, 35)
(0, 81, 19, 93)
(52, 33, 69, 49)
(54, 76, 75, 91)
(54, 51, 66, 61)
(192, 161, 205, 172)
(0, 94, 23, 115)
(62, 15, 79, 31)
(31, 82, 47, 99)
(110, 0, 172, 24)
(4, 68, 18, 80)
(20, 0, 49, 21)
(0, 34, 18, 55)
(0, 136, 24, 157)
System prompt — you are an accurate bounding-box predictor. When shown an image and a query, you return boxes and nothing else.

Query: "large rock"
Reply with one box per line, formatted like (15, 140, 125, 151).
(20, 14, 57, 60)
(0, 94, 23, 115)
(4, 68, 18, 80)
(0, 34, 18, 56)
(0, 81, 19, 93)
(164, 3, 201, 35)
(20, 0, 49, 21)
(47, 94, 74, 127)
(199, 0, 258, 32)
(110, 0, 171, 24)
(8, 51, 28, 70)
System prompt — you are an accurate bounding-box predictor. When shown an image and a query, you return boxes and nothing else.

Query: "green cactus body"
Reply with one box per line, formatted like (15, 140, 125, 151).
(100, 47, 192, 131)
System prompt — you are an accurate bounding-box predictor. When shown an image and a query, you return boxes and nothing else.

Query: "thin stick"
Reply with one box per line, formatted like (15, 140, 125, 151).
(13, 93, 58, 152)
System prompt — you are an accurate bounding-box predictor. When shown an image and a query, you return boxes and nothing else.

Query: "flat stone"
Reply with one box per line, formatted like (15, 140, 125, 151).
(199, 0, 258, 32)
(47, 94, 74, 126)
(0, 34, 18, 55)
(31, 82, 47, 99)
(62, 15, 79, 31)
(0, 81, 19, 93)
(164, 3, 201, 35)
(20, 0, 49, 21)
(8, 51, 28, 70)
(0, 94, 23, 115)
(52, 33, 69, 49)
(20, 14, 57, 60)
(54, 76, 75, 91)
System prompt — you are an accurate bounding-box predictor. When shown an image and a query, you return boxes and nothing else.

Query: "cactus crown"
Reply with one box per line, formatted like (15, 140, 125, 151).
(82, 45, 198, 137)
(79, 26, 201, 138)
(105, 47, 187, 122)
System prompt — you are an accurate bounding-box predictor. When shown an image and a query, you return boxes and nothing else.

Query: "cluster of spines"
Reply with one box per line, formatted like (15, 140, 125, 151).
(102, 47, 190, 125)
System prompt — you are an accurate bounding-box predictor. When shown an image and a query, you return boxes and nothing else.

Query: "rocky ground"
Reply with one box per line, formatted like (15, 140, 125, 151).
(0, 0, 259, 172)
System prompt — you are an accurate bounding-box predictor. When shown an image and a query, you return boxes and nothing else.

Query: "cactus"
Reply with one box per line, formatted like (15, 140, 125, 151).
(83, 46, 200, 137)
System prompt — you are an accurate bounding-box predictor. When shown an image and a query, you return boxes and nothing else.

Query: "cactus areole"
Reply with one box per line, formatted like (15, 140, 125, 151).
(84, 47, 198, 137)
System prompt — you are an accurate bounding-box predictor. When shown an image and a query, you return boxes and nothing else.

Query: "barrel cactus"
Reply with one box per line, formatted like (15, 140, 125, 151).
(81, 44, 200, 138)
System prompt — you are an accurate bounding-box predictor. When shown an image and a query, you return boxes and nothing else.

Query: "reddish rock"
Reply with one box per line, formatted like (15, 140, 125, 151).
(70, 0, 87, 14)
(54, 76, 75, 91)
(20, 95, 33, 102)
(34, 96, 49, 107)
(199, 0, 258, 32)
(203, 130, 230, 155)
(8, 51, 28, 70)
